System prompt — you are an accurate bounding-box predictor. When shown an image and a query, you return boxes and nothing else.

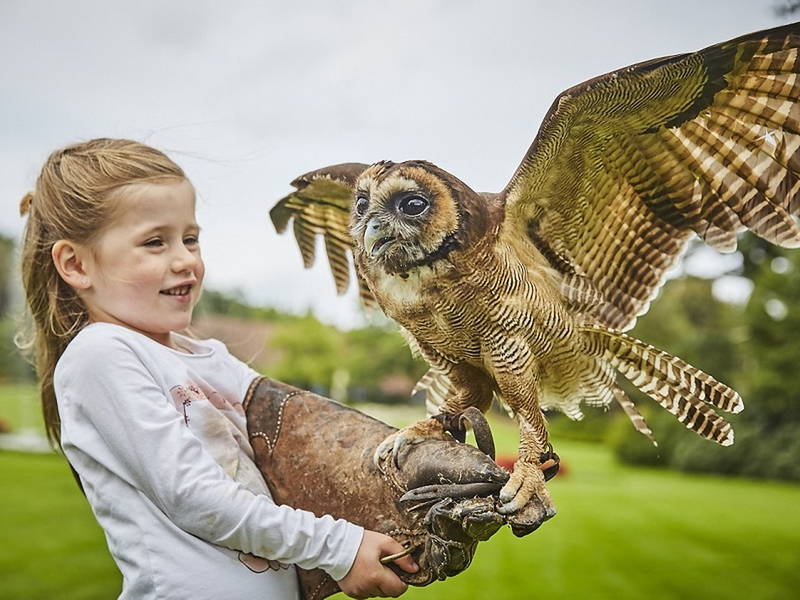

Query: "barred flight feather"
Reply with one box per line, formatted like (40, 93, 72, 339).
(269, 163, 378, 307)
(413, 369, 455, 416)
(324, 236, 351, 294)
(581, 327, 741, 445)
(613, 386, 656, 446)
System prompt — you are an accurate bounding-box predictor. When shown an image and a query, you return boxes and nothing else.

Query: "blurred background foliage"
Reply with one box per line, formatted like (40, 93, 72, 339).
(1, 232, 799, 480)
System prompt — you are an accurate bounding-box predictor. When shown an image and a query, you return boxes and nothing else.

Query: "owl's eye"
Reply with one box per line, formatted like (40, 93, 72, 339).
(355, 195, 369, 217)
(398, 194, 429, 217)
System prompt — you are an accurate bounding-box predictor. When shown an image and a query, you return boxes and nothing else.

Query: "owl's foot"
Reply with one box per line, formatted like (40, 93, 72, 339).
(373, 418, 451, 470)
(497, 460, 557, 519)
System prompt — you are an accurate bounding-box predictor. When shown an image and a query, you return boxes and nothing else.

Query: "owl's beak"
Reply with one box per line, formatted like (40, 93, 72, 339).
(364, 217, 396, 259)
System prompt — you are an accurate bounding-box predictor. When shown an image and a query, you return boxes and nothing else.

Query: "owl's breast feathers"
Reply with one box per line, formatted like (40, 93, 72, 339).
(374, 200, 578, 371)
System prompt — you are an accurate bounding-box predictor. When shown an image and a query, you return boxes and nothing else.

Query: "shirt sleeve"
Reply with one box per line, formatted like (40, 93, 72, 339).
(204, 337, 263, 401)
(56, 332, 363, 581)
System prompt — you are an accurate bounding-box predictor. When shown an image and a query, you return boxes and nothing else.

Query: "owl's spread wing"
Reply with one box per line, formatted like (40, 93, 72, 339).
(269, 163, 377, 307)
(502, 23, 800, 331)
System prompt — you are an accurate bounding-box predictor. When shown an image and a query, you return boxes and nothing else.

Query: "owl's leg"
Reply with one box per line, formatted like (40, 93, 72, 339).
(373, 363, 494, 470)
(497, 415, 556, 517)
(493, 372, 557, 518)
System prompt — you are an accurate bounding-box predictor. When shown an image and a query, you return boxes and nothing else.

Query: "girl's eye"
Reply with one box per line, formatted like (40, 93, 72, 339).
(355, 195, 369, 217)
(184, 235, 199, 246)
(398, 194, 429, 217)
(144, 238, 164, 248)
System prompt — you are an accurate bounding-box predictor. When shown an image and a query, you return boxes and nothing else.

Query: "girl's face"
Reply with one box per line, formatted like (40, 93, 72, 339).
(80, 179, 205, 348)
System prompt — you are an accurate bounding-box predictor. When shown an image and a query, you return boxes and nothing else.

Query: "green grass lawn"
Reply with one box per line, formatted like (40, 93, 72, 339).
(2, 390, 799, 599)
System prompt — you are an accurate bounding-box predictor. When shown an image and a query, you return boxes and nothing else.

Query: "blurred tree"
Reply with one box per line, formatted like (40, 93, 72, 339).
(267, 314, 349, 391)
(0, 234, 13, 318)
(740, 239, 800, 423)
(195, 289, 283, 322)
(0, 235, 35, 382)
(345, 325, 426, 391)
(774, 1, 800, 17)
(264, 313, 427, 403)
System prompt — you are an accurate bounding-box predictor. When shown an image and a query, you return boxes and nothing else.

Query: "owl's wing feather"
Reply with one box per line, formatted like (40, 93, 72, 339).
(413, 368, 458, 417)
(502, 23, 800, 331)
(269, 163, 377, 307)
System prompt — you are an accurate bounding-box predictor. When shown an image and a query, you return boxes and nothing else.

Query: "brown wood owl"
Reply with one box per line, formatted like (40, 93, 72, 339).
(270, 23, 800, 524)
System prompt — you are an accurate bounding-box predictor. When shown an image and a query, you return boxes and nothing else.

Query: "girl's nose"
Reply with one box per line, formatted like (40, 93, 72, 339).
(171, 245, 199, 273)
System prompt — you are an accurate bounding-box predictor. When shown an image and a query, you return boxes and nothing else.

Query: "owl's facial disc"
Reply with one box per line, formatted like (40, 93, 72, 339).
(351, 162, 460, 275)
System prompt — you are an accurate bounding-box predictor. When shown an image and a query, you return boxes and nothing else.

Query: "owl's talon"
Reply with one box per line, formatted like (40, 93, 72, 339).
(498, 475, 522, 504)
(374, 431, 422, 470)
(394, 433, 411, 468)
(496, 459, 555, 518)
(372, 428, 421, 470)
(498, 499, 524, 515)
(373, 419, 451, 471)
(373, 438, 390, 469)
(373, 434, 405, 469)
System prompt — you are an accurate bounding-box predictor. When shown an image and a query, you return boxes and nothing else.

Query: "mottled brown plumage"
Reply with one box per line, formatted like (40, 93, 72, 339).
(270, 24, 800, 518)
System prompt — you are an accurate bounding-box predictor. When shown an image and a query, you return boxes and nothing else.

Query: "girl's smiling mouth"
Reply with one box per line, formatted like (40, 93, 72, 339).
(160, 284, 193, 297)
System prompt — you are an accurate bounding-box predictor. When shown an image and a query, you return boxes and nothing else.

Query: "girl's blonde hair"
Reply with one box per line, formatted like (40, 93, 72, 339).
(18, 138, 186, 449)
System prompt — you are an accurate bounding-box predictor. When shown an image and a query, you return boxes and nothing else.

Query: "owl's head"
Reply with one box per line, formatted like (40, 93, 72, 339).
(350, 160, 482, 276)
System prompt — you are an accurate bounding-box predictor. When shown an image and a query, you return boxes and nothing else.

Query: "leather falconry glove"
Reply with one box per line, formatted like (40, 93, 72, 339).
(244, 377, 556, 600)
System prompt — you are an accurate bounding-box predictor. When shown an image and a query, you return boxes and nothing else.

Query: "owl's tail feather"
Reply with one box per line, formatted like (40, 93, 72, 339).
(580, 327, 742, 446)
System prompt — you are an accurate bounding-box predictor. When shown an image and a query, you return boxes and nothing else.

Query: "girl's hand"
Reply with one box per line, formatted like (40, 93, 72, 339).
(337, 530, 419, 599)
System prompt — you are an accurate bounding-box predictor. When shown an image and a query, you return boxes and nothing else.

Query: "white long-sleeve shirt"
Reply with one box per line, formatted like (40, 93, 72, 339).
(55, 322, 363, 600)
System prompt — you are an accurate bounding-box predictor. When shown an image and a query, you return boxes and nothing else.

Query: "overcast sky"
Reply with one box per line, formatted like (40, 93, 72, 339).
(0, 1, 792, 327)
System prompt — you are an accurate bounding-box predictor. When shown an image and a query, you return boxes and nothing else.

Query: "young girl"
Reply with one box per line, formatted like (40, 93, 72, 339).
(18, 138, 417, 599)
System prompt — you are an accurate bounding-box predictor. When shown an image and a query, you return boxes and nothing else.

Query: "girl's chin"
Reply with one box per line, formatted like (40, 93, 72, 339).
(140, 317, 194, 338)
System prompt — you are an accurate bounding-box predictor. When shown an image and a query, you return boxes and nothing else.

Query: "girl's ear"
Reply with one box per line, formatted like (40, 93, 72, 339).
(52, 240, 92, 290)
